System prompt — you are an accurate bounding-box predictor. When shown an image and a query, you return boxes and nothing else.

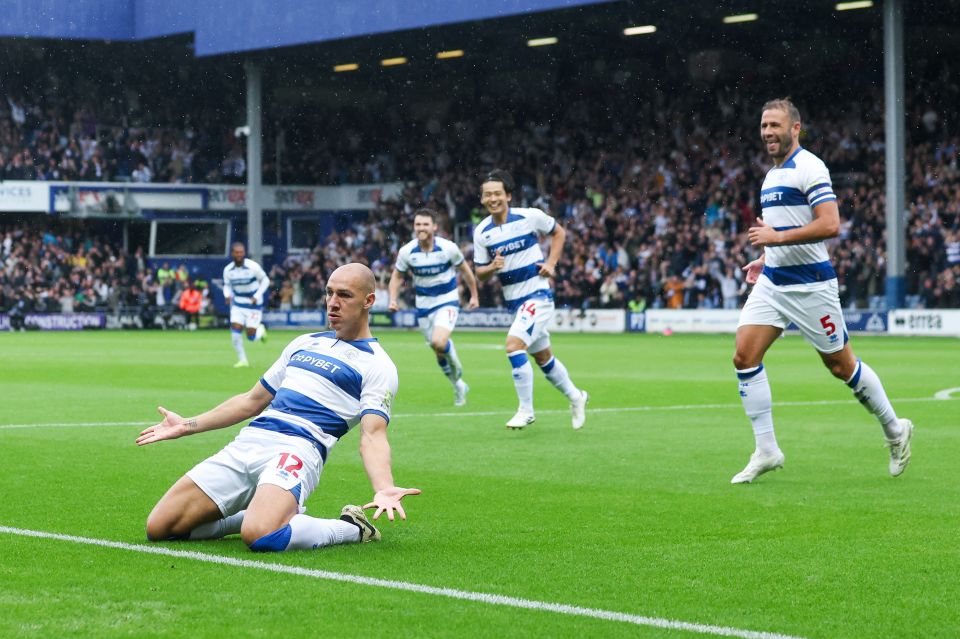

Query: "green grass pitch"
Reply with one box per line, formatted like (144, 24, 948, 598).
(0, 329, 958, 638)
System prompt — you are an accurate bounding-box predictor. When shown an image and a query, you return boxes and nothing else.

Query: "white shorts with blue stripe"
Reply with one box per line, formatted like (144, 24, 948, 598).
(507, 296, 554, 353)
(738, 275, 848, 354)
(230, 305, 262, 329)
(418, 305, 460, 342)
(186, 426, 322, 517)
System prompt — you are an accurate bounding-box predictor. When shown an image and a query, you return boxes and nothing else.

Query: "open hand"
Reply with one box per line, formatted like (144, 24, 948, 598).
(136, 407, 192, 446)
(363, 487, 422, 521)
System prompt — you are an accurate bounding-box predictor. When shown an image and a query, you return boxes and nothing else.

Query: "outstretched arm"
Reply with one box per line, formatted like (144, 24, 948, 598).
(458, 261, 480, 309)
(136, 380, 274, 446)
(358, 413, 421, 520)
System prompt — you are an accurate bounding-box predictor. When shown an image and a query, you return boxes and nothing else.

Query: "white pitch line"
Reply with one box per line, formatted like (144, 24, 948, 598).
(0, 396, 953, 430)
(0, 525, 806, 639)
(0, 421, 153, 430)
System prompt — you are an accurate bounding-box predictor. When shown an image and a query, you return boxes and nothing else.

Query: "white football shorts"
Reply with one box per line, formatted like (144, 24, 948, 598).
(186, 426, 322, 517)
(418, 305, 460, 342)
(230, 305, 262, 329)
(508, 296, 554, 354)
(738, 275, 848, 353)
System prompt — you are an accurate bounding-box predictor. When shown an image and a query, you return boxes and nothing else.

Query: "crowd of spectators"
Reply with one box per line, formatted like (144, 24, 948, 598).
(2, 52, 959, 315)
(265, 74, 960, 312)
(0, 224, 211, 329)
(0, 41, 243, 186)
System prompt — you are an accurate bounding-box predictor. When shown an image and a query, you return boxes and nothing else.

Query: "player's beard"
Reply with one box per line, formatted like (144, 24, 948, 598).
(767, 130, 793, 161)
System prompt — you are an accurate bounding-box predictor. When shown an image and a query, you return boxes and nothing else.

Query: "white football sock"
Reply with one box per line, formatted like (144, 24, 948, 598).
(231, 330, 247, 361)
(737, 364, 779, 455)
(188, 510, 245, 540)
(285, 514, 359, 550)
(846, 359, 901, 439)
(538, 357, 580, 401)
(508, 350, 534, 412)
(445, 339, 463, 379)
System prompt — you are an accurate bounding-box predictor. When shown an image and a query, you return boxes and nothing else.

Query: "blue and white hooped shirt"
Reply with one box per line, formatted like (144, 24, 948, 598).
(251, 331, 398, 461)
(223, 258, 270, 309)
(394, 236, 464, 318)
(472, 207, 556, 311)
(759, 146, 839, 290)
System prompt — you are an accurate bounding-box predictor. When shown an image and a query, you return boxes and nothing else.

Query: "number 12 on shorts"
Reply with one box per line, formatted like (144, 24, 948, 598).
(277, 452, 303, 477)
(820, 314, 836, 336)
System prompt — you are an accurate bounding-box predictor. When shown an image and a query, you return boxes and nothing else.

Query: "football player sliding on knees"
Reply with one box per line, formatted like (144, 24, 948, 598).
(137, 263, 420, 551)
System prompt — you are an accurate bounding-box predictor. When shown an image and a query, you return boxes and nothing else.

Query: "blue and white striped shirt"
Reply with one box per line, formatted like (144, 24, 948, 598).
(759, 147, 838, 290)
(223, 258, 270, 309)
(395, 237, 464, 318)
(252, 331, 398, 461)
(473, 207, 556, 311)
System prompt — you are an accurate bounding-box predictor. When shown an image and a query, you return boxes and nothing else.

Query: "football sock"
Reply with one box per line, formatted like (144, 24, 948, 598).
(188, 511, 245, 540)
(538, 357, 580, 401)
(231, 329, 247, 361)
(737, 364, 779, 455)
(286, 514, 360, 549)
(250, 515, 359, 552)
(508, 351, 534, 412)
(445, 339, 463, 379)
(436, 355, 456, 384)
(845, 359, 902, 439)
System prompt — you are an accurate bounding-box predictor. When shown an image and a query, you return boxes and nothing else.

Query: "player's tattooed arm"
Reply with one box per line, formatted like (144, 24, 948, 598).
(136, 381, 273, 446)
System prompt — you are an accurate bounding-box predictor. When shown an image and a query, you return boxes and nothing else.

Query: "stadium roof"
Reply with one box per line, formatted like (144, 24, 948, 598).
(0, 0, 616, 56)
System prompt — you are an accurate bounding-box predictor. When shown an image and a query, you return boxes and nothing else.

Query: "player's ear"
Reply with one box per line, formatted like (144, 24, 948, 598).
(364, 292, 376, 310)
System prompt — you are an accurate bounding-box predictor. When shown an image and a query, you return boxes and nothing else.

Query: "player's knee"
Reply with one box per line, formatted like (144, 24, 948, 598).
(145, 513, 185, 542)
(241, 519, 281, 548)
(430, 337, 447, 353)
(505, 338, 526, 353)
(732, 352, 754, 370)
(825, 359, 850, 380)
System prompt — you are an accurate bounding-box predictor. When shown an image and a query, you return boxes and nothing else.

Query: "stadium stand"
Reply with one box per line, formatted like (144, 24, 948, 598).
(1, 44, 957, 312)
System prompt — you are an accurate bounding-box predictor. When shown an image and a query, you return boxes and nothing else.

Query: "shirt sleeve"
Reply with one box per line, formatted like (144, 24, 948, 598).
(259, 334, 309, 395)
(359, 359, 399, 424)
(448, 240, 465, 267)
(804, 160, 837, 208)
(528, 208, 558, 235)
(472, 227, 491, 266)
(253, 262, 270, 298)
(394, 248, 409, 273)
(222, 265, 232, 298)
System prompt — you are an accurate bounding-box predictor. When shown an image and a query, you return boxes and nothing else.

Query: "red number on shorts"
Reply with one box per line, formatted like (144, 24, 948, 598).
(521, 301, 536, 316)
(277, 452, 303, 478)
(820, 314, 837, 336)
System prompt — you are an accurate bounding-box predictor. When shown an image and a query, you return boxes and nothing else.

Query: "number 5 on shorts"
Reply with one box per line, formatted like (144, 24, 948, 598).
(820, 314, 836, 336)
